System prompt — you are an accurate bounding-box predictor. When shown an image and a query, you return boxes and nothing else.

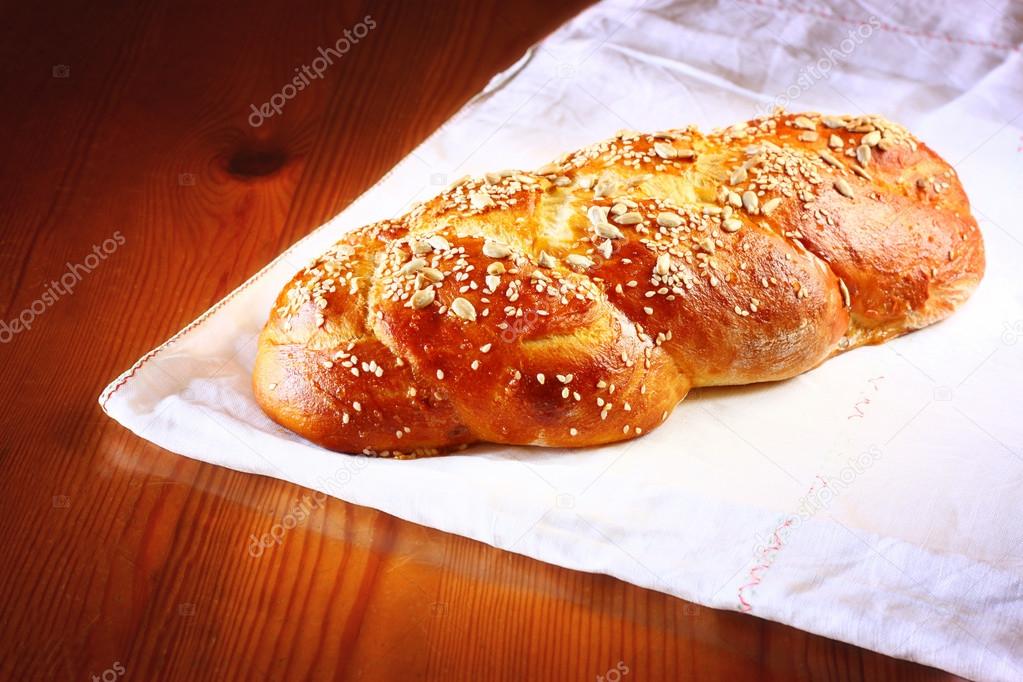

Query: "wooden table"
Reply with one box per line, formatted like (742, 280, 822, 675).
(0, 1, 967, 679)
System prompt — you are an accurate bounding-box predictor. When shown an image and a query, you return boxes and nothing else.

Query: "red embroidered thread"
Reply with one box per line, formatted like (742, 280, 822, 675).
(737, 475, 829, 612)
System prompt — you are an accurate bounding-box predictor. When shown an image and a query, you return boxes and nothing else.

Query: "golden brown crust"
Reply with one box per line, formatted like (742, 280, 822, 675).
(253, 111, 984, 457)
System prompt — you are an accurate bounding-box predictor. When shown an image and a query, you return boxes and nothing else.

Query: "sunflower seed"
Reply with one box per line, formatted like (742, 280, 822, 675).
(616, 211, 643, 225)
(587, 204, 609, 226)
(411, 288, 435, 309)
(410, 239, 433, 255)
(829, 134, 844, 149)
(851, 164, 872, 181)
(822, 116, 846, 129)
(729, 167, 748, 185)
(655, 252, 671, 276)
(653, 141, 677, 159)
(595, 222, 624, 239)
(819, 150, 842, 167)
(422, 267, 444, 282)
(742, 190, 759, 213)
(485, 274, 501, 291)
(486, 262, 505, 275)
(723, 218, 743, 233)
(676, 148, 696, 159)
(482, 241, 512, 258)
(792, 115, 816, 130)
(727, 191, 743, 208)
(862, 130, 882, 146)
(597, 239, 612, 259)
(838, 278, 851, 307)
(656, 212, 683, 228)
(798, 131, 819, 142)
(698, 237, 716, 253)
(566, 253, 594, 269)
(834, 178, 855, 198)
(468, 190, 495, 210)
(610, 202, 628, 216)
(593, 175, 617, 197)
(537, 251, 556, 268)
(398, 258, 427, 276)
(450, 297, 477, 321)
(856, 144, 871, 166)
(427, 235, 451, 251)
(761, 197, 782, 215)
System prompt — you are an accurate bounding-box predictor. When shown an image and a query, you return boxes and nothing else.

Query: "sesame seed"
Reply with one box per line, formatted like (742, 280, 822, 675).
(537, 373, 545, 384)
(436, 369, 444, 380)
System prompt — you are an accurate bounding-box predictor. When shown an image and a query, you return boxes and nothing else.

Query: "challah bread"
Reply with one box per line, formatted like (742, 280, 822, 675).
(253, 111, 984, 457)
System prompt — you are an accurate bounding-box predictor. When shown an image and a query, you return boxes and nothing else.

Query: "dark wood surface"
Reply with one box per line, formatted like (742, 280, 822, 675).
(0, 1, 967, 679)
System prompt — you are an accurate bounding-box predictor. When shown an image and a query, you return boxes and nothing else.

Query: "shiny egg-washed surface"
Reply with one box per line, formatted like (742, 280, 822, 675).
(254, 111, 984, 457)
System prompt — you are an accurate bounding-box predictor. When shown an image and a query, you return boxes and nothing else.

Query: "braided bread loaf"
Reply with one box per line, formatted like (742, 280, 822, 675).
(253, 111, 984, 457)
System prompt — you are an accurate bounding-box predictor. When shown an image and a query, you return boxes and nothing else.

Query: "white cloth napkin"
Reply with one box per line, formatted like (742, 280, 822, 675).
(101, 1, 1023, 678)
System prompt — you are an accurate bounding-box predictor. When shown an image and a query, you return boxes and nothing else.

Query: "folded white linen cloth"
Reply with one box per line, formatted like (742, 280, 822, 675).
(101, 1, 1023, 678)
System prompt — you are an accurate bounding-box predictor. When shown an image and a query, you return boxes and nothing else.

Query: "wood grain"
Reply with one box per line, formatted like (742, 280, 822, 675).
(0, 0, 966, 680)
